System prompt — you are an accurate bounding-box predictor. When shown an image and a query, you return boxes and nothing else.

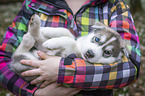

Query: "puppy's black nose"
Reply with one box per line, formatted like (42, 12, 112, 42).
(86, 50, 94, 58)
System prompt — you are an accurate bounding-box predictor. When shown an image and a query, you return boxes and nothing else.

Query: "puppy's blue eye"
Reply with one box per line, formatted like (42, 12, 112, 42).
(95, 37, 100, 42)
(91, 36, 101, 43)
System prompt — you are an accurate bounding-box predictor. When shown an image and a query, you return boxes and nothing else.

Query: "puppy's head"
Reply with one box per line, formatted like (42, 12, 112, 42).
(79, 22, 125, 64)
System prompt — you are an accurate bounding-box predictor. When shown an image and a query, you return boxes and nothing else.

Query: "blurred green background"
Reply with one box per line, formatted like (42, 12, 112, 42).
(0, 0, 145, 96)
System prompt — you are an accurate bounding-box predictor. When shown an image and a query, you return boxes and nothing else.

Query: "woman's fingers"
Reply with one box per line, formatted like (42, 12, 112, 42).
(37, 51, 51, 59)
(40, 80, 52, 88)
(30, 76, 43, 85)
(67, 89, 81, 96)
(34, 82, 80, 96)
(20, 59, 41, 68)
(30, 76, 50, 85)
(58, 86, 81, 96)
(21, 69, 41, 76)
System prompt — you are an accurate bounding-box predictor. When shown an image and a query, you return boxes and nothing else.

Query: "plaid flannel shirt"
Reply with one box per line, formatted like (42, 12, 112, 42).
(0, 0, 141, 96)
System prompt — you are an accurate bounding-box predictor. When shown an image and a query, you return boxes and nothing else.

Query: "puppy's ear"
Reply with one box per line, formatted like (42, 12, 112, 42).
(121, 39, 131, 57)
(91, 22, 106, 32)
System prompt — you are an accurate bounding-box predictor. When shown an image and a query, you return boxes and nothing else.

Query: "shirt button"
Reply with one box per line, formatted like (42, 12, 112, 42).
(31, 3, 35, 7)
(19, 16, 22, 19)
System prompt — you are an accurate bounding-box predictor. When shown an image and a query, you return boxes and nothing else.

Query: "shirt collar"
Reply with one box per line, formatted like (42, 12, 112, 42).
(40, 0, 108, 14)
(90, 0, 108, 6)
(41, 0, 108, 7)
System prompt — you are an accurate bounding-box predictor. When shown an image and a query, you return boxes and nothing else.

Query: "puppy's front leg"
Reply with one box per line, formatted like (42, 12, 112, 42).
(42, 37, 78, 57)
(14, 33, 35, 55)
(28, 14, 47, 44)
(41, 27, 75, 39)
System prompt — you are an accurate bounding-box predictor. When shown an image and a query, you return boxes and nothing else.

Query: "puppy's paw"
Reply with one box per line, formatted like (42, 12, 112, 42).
(29, 14, 41, 27)
(42, 38, 61, 50)
(42, 40, 56, 50)
(22, 33, 35, 48)
(28, 14, 41, 36)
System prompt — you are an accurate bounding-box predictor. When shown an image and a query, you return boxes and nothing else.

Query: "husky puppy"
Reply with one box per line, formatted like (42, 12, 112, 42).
(10, 14, 126, 85)
(43, 24, 125, 64)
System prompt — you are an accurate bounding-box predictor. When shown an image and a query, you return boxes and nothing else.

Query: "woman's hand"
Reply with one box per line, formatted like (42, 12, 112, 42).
(34, 83, 81, 96)
(20, 51, 61, 87)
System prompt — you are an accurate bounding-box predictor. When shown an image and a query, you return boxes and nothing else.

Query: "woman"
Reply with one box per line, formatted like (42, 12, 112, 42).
(0, 0, 141, 96)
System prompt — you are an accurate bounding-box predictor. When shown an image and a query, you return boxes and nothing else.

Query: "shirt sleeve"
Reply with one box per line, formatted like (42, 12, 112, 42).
(57, 1, 141, 89)
(0, 0, 38, 95)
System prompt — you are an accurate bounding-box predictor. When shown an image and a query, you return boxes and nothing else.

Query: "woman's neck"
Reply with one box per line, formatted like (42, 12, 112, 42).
(65, 0, 87, 14)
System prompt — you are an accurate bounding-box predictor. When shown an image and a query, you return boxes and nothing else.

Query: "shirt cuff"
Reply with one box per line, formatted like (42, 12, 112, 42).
(57, 54, 77, 84)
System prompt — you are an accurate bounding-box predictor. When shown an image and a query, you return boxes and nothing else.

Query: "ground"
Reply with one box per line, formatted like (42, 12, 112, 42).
(0, 2, 145, 96)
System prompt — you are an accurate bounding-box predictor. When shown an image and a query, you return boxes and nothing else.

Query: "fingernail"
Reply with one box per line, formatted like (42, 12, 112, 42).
(30, 81, 34, 85)
(21, 72, 25, 76)
(37, 51, 42, 55)
(40, 84, 44, 88)
(20, 60, 25, 63)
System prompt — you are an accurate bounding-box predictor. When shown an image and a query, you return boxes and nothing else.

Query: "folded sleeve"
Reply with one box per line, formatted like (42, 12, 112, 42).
(57, 1, 141, 89)
(0, 0, 38, 95)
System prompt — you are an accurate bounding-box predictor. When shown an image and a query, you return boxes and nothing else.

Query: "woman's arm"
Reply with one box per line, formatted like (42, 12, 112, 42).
(57, 0, 141, 89)
(0, 0, 38, 95)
